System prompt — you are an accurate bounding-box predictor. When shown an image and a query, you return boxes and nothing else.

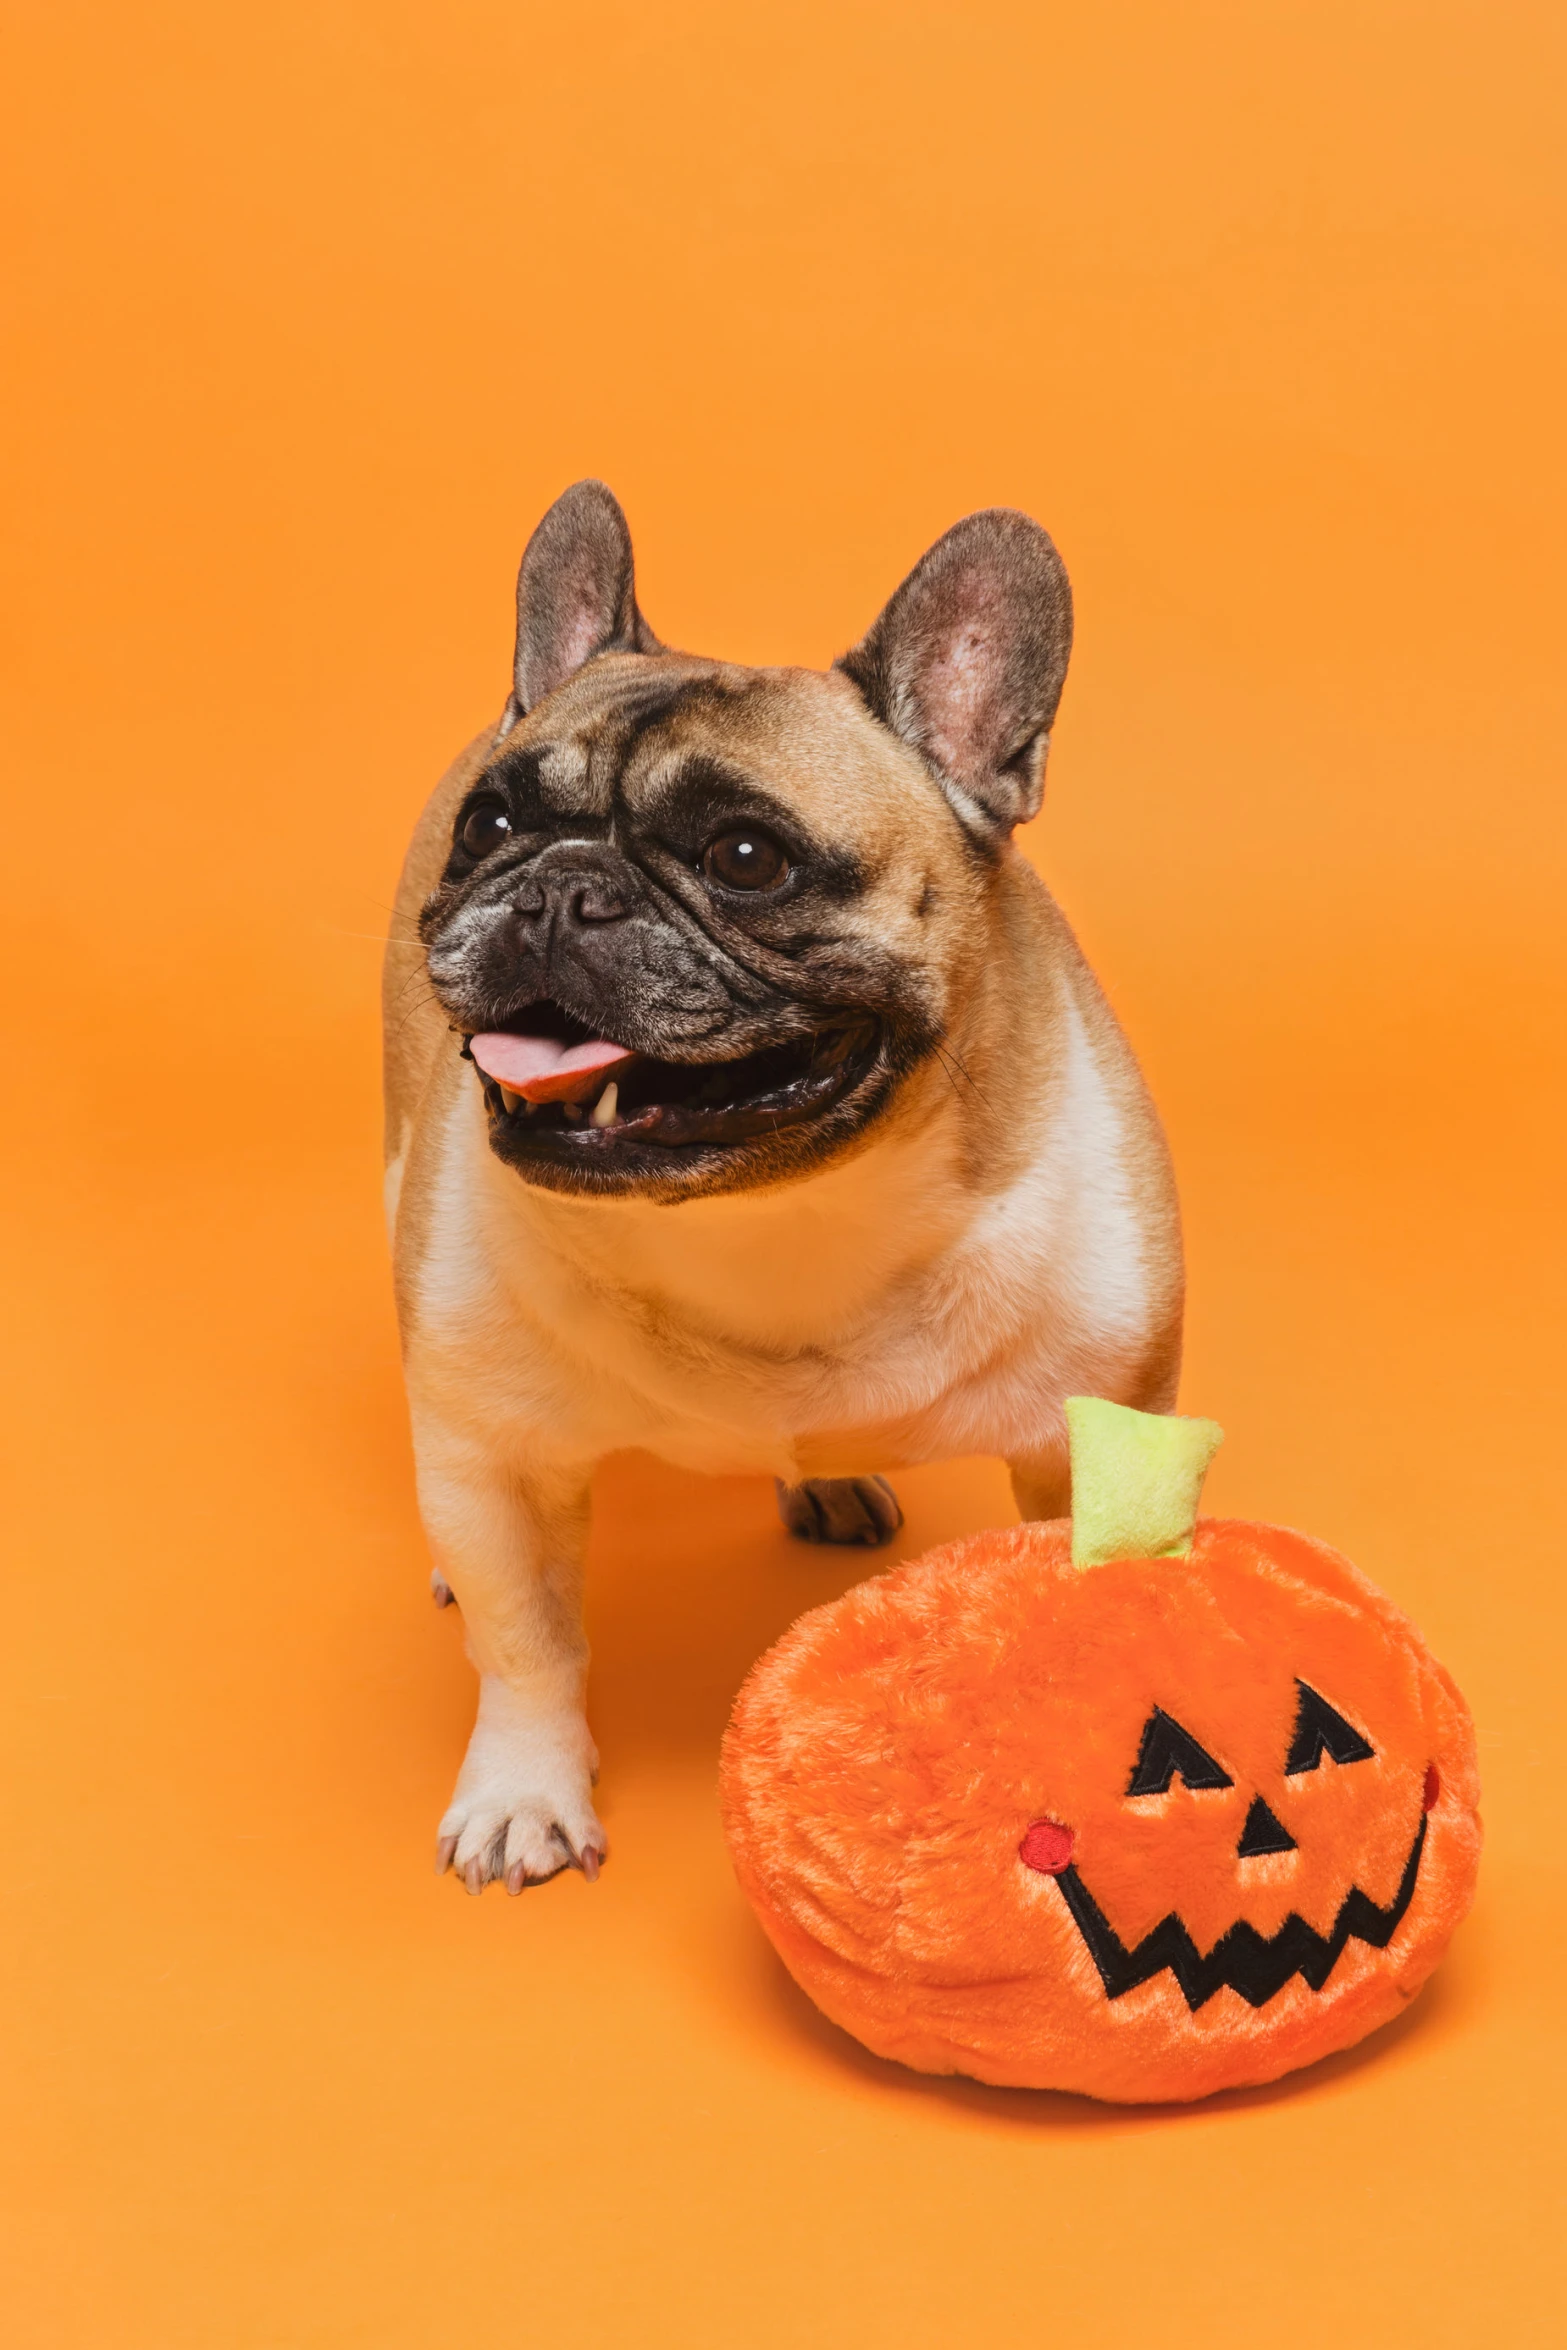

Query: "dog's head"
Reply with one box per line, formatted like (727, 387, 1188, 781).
(419, 482, 1072, 1201)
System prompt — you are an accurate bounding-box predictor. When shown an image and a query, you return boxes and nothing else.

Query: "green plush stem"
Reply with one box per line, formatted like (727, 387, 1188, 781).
(1065, 1397, 1224, 1568)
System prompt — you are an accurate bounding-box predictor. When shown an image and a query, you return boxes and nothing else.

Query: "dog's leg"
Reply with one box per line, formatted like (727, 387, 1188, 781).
(775, 1476, 904, 1547)
(1008, 1450, 1072, 1524)
(413, 1415, 604, 1894)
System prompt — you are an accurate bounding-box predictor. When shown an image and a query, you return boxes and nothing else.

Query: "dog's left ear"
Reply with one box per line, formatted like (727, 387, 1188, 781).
(837, 509, 1073, 845)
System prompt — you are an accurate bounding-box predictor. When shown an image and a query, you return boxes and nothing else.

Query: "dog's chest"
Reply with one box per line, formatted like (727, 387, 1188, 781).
(408, 1075, 1152, 1478)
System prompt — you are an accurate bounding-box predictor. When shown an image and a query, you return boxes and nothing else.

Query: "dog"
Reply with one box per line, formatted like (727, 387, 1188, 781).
(383, 482, 1182, 1894)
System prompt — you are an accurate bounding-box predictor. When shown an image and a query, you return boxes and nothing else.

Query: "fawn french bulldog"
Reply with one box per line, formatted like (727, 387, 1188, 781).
(383, 482, 1182, 1893)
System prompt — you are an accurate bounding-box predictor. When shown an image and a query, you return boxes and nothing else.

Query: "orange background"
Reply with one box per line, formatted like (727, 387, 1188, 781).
(2, 4, 1564, 2343)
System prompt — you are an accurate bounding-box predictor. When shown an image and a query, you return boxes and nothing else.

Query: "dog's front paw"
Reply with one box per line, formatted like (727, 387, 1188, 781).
(436, 1686, 605, 1895)
(775, 1475, 904, 1547)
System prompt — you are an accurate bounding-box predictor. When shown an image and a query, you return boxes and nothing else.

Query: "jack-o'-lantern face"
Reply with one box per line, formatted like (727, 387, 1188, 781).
(721, 1516, 1482, 2103)
(988, 1533, 1454, 2050)
(1021, 1677, 1437, 2011)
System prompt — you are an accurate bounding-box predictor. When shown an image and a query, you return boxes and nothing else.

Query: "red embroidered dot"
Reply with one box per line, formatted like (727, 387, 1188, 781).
(1423, 1764, 1440, 1812)
(1019, 1819, 1075, 1875)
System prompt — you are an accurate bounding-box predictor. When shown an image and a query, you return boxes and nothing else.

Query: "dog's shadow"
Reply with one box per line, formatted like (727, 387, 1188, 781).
(582, 1448, 1019, 1760)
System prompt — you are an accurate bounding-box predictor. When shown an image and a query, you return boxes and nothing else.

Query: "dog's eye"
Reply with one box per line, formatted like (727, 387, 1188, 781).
(459, 799, 512, 859)
(701, 829, 789, 892)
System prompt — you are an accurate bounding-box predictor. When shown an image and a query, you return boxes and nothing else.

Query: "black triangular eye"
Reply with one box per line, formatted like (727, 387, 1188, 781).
(1285, 1681, 1375, 1774)
(1127, 1708, 1235, 1796)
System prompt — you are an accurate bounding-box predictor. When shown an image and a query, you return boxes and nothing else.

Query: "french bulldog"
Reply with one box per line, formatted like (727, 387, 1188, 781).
(383, 482, 1182, 1894)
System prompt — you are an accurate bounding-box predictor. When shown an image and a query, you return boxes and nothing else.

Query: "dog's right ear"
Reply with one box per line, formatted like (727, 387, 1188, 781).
(497, 481, 662, 738)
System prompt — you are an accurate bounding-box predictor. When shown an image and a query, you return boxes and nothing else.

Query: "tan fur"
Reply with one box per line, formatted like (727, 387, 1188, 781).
(385, 649, 1181, 1892)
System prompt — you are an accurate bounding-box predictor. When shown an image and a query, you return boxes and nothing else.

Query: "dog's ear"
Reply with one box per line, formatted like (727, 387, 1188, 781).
(837, 509, 1073, 845)
(500, 480, 662, 733)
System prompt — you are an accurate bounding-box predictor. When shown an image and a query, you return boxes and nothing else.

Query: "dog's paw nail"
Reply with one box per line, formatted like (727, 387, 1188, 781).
(437, 1716, 604, 1901)
(431, 1572, 456, 1609)
(435, 1835, 458, 1875)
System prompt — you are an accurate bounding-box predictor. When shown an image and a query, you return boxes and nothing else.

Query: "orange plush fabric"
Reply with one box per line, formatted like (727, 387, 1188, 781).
(720, 1519, 1481, 2102)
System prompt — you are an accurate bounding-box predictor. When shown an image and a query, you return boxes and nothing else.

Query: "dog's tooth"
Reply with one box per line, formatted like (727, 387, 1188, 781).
(499, 1086, 522, 1116)
(590, 1081, 619, 1129)
(563, 1101, 583, 1123)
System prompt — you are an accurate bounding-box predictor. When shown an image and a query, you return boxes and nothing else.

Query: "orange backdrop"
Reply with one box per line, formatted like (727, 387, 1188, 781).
(2, 4, 1564, 2344)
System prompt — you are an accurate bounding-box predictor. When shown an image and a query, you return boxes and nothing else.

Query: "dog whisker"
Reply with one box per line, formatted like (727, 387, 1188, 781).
(934, 1040, 994, 1116)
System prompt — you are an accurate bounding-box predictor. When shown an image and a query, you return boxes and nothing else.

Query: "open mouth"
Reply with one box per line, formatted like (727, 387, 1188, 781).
(464, 1000, 882, 1156)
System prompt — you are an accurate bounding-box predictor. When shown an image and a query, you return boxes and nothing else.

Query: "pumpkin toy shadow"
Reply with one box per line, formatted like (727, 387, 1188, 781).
(738, 1898, 1487, 2129)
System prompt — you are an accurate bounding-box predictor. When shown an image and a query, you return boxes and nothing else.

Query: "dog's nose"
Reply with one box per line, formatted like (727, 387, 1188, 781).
(513, 860, 634, 927)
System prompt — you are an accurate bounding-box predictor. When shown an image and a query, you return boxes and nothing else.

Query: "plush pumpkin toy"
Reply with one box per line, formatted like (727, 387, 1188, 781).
(721, 1402, 1481, 2102)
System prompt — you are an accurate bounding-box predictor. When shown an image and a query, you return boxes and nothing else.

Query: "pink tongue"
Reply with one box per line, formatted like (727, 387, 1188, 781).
(470, 1030, 636, 1104)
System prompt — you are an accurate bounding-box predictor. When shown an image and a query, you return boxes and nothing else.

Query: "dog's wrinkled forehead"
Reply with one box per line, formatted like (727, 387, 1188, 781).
(491, 652, 931, 852)
(494, 655, 726, 816)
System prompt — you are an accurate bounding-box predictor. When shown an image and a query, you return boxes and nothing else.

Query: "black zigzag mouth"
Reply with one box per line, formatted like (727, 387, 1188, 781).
(1052, 1810, 1427, 2012)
